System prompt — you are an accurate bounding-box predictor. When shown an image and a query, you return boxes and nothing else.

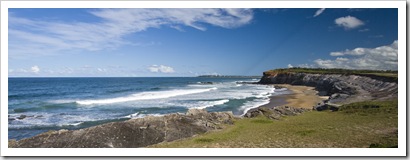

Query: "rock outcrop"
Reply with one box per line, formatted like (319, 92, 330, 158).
(259, 72, 398, 106)
(9, 109, 235, 148)
(244, 106, 309, 119)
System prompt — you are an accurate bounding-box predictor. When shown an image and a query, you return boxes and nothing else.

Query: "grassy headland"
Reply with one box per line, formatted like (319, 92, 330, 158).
(150, 81, 398, 148)
(264, 68, 397, 80)
(151, 100, 397, 148)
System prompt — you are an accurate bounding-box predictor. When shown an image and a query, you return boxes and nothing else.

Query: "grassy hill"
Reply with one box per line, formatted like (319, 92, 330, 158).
(150, 100, 397, 148)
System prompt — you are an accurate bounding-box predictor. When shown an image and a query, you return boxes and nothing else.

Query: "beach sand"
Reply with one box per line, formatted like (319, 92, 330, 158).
(263, 84, 328, 109)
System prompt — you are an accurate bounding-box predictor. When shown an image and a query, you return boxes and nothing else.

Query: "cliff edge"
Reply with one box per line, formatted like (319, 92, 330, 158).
(259, 68, 398, 106)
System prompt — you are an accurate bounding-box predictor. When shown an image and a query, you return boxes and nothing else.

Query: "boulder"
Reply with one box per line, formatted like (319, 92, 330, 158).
(245, 106, 308, 120)
(16, 115, 27, 120)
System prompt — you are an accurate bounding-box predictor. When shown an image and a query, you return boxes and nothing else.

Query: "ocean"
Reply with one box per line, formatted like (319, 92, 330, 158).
(8, 77, 289, 140)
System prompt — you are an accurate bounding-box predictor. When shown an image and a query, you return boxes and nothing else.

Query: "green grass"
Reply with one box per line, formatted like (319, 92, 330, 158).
(150, 100, 397, 148)
(339, 100, 398, 115)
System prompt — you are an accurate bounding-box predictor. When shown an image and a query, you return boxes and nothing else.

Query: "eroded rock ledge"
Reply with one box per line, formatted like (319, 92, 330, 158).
(259, 72, 398, 106)
(9, 109, 235, 148)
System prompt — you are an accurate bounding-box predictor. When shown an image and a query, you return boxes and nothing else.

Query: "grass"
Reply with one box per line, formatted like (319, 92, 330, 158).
(150, 100, 398, 148)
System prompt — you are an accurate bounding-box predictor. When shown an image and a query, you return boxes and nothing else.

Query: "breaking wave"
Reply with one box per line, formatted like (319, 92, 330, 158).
(76, 87, 218, 105)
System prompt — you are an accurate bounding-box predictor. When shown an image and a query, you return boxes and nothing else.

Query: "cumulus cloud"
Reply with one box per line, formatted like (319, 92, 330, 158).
(9, 9, 254, 58)
(335, 16, 364, 29)
(31, 65, 40, 73)
(313, 8, 325, 17)
(287, 64, 294, 68)
(314, 40, 398, 70)
(148, 65, 175, 73)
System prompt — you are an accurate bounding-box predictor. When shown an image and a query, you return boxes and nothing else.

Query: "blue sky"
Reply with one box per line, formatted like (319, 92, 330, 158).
(8, 8, 398, 77)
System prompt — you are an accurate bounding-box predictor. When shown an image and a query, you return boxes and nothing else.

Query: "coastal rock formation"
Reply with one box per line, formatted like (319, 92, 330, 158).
(9, 109, 235, 148)
(259, 72, 398, 106)
(244, 106, 309, 120)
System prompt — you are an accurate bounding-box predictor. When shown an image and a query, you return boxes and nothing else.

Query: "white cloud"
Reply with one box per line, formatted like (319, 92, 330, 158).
(8, 66, 40, 75)
(314, 40, 398, 70)
(335, 16, 364, 29)
(313, 8, 325, 17)
(148, 65, 175, 73)
(329, 47, 367, 56)
(287, 64, 294, 68)
(9, 9, 253, 58)
(329, 52, 345, 56)
(31, 66, 40, 73)
(97, 68, 107, 72)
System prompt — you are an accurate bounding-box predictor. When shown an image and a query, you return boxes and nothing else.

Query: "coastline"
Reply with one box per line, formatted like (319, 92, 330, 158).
(9, 83, 329, 147)
(260, 84, 328, 110)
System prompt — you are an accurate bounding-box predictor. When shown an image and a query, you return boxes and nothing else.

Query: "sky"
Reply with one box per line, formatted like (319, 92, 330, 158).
(8, 8, 398, 77)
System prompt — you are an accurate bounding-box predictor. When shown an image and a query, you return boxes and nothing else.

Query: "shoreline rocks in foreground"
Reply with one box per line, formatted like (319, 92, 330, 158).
(9, 109, 235, 148)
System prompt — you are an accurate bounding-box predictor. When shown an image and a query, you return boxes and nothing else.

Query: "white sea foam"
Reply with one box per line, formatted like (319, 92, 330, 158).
(8, 113, 97, 129)
(124, 112, 164, 119)
(196, 99, 230, 109)
(70, 122, 84, 126)
(48, 99, 78, 104)
(274, 88, 288, 92)
(124, 112, 140, 118)
(61, 122, 83, 126)
(238, 85, 278, 116)
(240, 98, 271, 116)
(76, 87, 218, 105)
(187, 84, 212, 87)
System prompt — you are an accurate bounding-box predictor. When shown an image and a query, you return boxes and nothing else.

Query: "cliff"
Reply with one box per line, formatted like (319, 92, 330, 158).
(259, 70, 398, 105)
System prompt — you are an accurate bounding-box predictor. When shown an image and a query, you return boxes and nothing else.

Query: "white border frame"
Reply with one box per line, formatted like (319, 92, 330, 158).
(1, 0, 406, 156)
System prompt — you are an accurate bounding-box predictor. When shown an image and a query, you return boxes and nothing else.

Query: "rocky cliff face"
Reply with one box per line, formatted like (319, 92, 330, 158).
(9, 109, 235, 148)
(259, 72, 398, 105)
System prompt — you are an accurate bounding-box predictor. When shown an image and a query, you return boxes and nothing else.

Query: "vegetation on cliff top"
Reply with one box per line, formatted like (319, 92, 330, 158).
(264, 67, 398, 79)
(150, 100, 397, 148)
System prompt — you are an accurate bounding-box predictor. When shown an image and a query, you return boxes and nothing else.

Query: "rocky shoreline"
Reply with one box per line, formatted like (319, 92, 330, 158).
(259, 72, 398, 110)
(9, 109, 236, 148)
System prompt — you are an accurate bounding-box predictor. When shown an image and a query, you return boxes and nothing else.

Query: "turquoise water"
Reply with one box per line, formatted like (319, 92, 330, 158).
(8, 77, 288, 140)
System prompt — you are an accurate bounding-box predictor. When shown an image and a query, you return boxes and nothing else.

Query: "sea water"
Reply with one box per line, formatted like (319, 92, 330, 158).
(8, 77, 289, 140)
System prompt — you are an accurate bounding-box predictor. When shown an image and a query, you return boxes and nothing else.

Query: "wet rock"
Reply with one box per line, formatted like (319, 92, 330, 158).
(16, 115, 27, 120)
(34, 115, 44, 118)
(198, 82, 213, 85)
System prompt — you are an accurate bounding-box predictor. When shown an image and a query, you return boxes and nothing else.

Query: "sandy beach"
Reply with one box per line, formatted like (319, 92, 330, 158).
(263, 84, 328, 109)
